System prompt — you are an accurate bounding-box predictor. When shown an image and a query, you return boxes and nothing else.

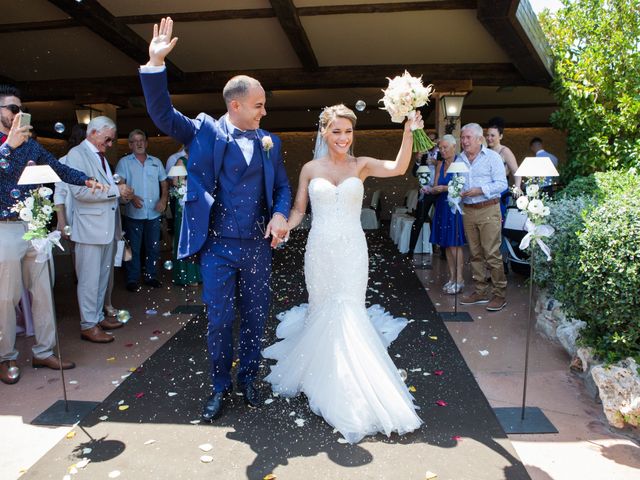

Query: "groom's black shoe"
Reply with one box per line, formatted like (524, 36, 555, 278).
(201, 388, 231, 422)
(240, 383, 262, 409)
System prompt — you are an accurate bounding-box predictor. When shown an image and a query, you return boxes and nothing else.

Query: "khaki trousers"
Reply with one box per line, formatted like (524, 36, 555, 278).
(462, 203, 507, 298)
(0, 222, 56, 361)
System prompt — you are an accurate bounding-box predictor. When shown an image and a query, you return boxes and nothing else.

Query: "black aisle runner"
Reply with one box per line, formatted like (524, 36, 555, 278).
(23, 231, 530, 480)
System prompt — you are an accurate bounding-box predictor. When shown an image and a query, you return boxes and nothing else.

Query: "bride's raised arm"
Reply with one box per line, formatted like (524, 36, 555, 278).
(287, 162, 313, 230)
(360, 112, 423, 179)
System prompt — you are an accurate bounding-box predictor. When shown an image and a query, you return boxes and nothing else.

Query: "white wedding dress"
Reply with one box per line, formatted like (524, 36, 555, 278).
(263, 176, 422, 444)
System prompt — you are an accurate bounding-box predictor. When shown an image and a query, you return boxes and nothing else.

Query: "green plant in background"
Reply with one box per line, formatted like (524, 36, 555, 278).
(539, 0, 640, 182)
(557, 168, 640, 203)
(558, 193, 640, 363)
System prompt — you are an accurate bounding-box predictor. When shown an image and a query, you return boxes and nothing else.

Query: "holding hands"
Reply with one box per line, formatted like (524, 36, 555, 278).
(147, 17, 179, 66)
(265, 213, 290, 248)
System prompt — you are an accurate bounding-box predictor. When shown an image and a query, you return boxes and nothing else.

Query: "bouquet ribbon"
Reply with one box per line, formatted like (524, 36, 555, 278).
(448, 195, 463, 215)
(32, 230, 64, 263)
(519, 219, 554, 261)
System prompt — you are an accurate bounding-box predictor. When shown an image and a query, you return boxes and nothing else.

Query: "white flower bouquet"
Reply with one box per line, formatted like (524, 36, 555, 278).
(379, 70, 435, 152)
(11, 186, 63, 262)
(447, 174, 466, 214)
(514, 183, 554, 261)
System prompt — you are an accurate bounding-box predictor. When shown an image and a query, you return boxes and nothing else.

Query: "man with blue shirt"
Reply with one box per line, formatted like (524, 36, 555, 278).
(529, 137, 559, 189)
(457, 123, 508, 311)
(115, 129, 168, 292)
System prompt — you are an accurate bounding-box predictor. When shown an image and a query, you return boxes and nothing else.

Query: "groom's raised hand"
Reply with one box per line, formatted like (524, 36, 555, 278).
(147, 17, 179, 67)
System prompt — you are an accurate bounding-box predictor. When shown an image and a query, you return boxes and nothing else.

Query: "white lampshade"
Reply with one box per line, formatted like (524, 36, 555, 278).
(18, 165, 62, 185)
(515, 157, 559, 178)
(416, 165, 430, 174)
(167, 165, 187, 177)
(445, 162, 470, 175)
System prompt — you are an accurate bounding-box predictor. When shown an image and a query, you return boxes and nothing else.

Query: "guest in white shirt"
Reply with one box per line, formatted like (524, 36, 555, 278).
(457, 123, 508, 312)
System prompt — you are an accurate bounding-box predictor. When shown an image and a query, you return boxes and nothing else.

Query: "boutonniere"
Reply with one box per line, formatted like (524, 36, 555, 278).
(261, 135, 274, 158)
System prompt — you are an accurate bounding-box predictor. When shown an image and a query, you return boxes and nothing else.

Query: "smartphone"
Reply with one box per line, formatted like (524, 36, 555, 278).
(17, 112, 31, 128)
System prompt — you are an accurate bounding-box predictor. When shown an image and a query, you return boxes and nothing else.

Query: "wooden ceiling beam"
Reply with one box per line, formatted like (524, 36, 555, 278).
(0, 19, 78, 33)
(270, 0, 318, 70)
(19, 63, 527, 102)
(46, 0, 184, 81)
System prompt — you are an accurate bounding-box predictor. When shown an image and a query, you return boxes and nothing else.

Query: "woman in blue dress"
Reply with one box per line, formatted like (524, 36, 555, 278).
(428, 134, 466, 294)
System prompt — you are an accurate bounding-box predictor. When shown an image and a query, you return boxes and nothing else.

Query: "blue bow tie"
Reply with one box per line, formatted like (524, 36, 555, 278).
(232, 128, 258, 141)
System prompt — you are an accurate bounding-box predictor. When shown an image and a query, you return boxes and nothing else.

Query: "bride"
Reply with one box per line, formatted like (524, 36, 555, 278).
(263, 104, 423, 443)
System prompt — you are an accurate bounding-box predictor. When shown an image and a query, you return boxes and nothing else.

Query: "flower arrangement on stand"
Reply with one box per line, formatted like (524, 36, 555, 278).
(10, 186, 63, 262)
(514, 183, 554, 261)
(447, 175, 466, 214)
(379, 70, 435, 152)
(170, 181, 187, 206)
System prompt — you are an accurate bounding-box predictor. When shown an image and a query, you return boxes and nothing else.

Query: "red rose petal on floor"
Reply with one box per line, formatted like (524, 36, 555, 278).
(135, 392, 144, 399)
(152, 330, 163, 335)
(436, 400, 448, 407)
(452, 435, 462, 441)
(434, 370, 444, 376)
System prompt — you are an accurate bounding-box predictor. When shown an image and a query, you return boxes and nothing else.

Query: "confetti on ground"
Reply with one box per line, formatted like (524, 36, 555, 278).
(264, 398, 274, 405)
(144, 439, 157, 445)
(124, 343, 134, 347)
(108, 471, 121, 478)
(436, 400, 448, 407)
(76, 458, 90, 469)
(145, 309, 157, 315)
(462, 338, 467, 343)
(168, 392, 178, 397)
(199, 443, 213, 452)
(82, 448, 92, 455)
(69, 380, 78, 385)
(452, 436, 462, 441)
(106, 357, 116, 362)
(150, 336, 159, 341)
(189, 419, 201, 425)
(434, 370, 444, 376)
(429, 335, 438, 340)
(479, 350, 489, 356)
(118, 405, 129, 411)
(152, 329, 163, 335)
(135, 392, 144, 399)
(65, 431, 76, 439)
(337, 438, 348, 444)
(99, 415, 108, 421)
(408, 386, 417, 392)
(264, 474, 277, 480)
(409, 368, 422, 372)
(294, 418, 305, 427)
(200, 455, 214, 463)
(425, 471, 438, 479)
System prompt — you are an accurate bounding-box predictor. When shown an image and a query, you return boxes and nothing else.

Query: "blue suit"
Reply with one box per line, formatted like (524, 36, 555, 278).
(141, 69, 291, 392)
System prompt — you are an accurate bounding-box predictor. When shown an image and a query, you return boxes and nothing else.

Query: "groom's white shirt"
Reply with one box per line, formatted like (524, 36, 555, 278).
(140, 64, 254, 165)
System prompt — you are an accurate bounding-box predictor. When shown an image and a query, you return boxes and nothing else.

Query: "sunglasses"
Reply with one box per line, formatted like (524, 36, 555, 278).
(0, 104, 22, 114)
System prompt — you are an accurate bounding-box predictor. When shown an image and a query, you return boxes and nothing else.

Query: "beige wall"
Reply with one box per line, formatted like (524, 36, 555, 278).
(41, 127, 566, 220)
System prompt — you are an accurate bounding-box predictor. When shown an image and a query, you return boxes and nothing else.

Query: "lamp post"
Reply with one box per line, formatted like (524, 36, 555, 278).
(18, 165, 100, 425)
(493, 156, 559, 434)
(440, 94, 465, 135)
(439, 161, 473, 323)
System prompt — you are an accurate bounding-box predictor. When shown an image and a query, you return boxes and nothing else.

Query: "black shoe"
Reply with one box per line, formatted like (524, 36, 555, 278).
(201, 388, 231, 422)
(240, 383, 263, 409)
(144, 278, 162, 288)
(126, 282, 140, 293)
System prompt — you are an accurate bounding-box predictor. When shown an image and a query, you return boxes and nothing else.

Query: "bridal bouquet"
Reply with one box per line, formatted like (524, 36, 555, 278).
(11, 186, 64, 263)
(379, 70, 434, 152)
(514, 183, 554, 261)
(447, 175, 465, 214)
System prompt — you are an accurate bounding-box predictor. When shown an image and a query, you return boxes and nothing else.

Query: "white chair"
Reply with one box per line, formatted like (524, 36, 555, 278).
(405, 189, 419, 213)
(390, 212, 413, 244)
(360, 208, 379, 229)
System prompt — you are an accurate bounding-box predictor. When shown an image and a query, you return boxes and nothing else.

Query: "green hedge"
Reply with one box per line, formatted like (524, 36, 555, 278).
(539, 168, 640, 363)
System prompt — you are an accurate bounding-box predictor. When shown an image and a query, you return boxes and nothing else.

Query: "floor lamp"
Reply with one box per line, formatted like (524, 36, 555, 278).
(493, 156, 559, 434)
(18, 165, 100, 425)
(439, 161, 472, 322)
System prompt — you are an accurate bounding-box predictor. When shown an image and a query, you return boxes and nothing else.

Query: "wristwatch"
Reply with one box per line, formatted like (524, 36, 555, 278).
(0, 142, 12, 158)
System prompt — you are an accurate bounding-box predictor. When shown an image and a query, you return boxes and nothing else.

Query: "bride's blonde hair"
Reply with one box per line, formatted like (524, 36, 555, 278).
(319, 104, 357, 134)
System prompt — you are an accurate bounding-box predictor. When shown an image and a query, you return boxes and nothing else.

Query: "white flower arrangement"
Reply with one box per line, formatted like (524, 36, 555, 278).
(417, 170, 431, 189)
(11, 187, 63, 262)
(447, 174, 466, 214)
(170, 181, 188, 206)
(261, 135, 274, 158)
(379, 70, 435, 152)
(513, 182, 554, 261)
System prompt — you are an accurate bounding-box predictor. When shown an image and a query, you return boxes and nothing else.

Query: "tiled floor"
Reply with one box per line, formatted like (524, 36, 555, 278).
(1, 245, 638, 479)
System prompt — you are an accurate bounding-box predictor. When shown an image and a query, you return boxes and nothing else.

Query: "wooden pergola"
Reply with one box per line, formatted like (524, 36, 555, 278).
(1, 0, 554, 136)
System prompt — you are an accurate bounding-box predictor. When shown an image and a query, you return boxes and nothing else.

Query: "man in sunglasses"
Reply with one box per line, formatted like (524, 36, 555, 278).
(0, 84, 106, 385)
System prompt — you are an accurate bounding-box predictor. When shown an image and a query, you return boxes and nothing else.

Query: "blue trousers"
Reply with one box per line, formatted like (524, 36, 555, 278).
(199, 236, 272, 393)
(124, 216, 162, 284)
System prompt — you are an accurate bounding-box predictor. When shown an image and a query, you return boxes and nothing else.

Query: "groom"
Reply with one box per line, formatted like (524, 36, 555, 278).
(140, 18, 291, 421)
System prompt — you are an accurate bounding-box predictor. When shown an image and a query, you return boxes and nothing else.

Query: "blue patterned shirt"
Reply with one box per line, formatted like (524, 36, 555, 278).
(0, 138, 88, 219)
(457, 146, 508, 204)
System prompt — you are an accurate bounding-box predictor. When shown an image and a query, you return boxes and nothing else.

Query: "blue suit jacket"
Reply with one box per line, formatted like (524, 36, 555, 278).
(140, 70, 291, 259)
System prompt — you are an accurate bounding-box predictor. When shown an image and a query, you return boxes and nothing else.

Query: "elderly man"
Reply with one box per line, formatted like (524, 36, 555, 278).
(115, 129, 168, 292)
(0, 85, 105, 384)
(457, 123, 508, 311)
(67, 116, 131, 343)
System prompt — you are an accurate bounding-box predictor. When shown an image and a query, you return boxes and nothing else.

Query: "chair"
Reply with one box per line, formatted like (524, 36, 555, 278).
(361, 189, 382, 229)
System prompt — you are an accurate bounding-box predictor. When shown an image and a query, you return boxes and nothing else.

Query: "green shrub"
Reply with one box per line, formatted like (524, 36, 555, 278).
(557, 193, 640, 363)
(532, 195, 594, 292)
(558, 168, 640, 203)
